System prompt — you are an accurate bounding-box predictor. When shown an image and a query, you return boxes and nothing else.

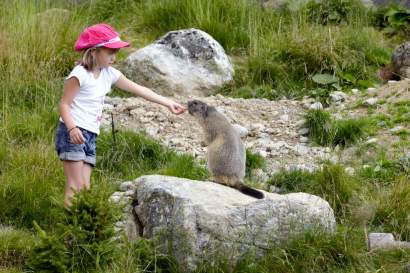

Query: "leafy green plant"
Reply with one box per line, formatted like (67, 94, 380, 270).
(372, 5, 410, 37)
(306, 0, 366, 25)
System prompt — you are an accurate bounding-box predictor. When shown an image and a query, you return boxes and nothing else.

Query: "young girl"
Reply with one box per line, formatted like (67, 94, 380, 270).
(55, 23, 186, 206)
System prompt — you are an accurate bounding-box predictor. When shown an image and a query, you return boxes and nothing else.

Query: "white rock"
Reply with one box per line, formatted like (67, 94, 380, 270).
(329, 91, 347, 103)
(310, 102, 323, 110)
(124, 28, 234, 97)
(298, 128, 310, 136)
(363, 98, 378, 106)
(345, 167, 355, 176)
(280, 114, 289, 122)
(120, 181, 136, 192)
(389, 126, 404, 133)
(367, 87, 377, 94)
(300, 136, 309, 143)
(127, 175, 336, 271)
(366, 138, 378, 144)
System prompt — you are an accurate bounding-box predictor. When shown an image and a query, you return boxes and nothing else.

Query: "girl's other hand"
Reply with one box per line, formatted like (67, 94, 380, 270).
(69, 128, 85, 144)
(167, 101, 186, 115)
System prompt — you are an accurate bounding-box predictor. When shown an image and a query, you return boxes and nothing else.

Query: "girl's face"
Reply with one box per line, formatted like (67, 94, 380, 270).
(94, 47, 119, 69)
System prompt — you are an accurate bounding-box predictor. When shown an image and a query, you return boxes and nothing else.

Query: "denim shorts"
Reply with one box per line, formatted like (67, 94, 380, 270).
(55, 122, 97, 167)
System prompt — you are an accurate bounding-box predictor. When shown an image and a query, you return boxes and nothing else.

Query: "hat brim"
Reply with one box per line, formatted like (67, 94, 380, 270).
(103, 41, 130, 49)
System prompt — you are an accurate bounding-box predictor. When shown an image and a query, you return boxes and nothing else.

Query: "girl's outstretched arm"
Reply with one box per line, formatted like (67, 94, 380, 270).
(114, 75, 186, 114)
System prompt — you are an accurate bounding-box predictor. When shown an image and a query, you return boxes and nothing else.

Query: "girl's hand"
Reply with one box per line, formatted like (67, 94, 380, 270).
(167, 100, 186, 115)
(69, 127, 85, 144)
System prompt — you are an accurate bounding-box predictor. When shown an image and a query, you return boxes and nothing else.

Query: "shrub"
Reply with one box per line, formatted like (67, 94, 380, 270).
(26, 188, 121, 273)
(26, 222, 70, 273)
(305, 0, 367, 25)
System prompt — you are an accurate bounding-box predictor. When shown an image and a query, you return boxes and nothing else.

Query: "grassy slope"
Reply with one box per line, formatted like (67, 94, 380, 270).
(0, 0, 409, 272)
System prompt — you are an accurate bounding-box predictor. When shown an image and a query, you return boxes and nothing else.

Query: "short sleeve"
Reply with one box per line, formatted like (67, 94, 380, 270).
(107, 66, 123, 85)
(66, 65, 88, 86)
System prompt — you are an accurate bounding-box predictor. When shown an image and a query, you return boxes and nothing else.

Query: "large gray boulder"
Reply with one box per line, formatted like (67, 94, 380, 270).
(123, 28, 234, 97)
(392, 41, 410, 79)
(112, 175, 336, 271)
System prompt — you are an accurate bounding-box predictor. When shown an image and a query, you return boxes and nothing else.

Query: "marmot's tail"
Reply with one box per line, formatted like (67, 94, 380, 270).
(237, 184, 264, 199)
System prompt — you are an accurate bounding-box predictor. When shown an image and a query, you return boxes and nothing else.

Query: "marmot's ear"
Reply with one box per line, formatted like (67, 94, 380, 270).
(201, 104, 208, 118)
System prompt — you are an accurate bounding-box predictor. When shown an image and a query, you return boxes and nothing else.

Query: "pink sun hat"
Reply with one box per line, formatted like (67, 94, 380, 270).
(74, 23, 130, 51)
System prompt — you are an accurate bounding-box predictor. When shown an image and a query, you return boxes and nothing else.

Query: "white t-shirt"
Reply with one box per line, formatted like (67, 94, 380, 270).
(60, 65, 122, 135)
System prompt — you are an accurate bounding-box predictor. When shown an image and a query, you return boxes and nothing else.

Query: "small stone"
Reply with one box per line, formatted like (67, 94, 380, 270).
(109, 194, 122, 204)
(119, 181, 135, 192)
(251, 168, 269, 183)
(250, 123, 265, 132)
(345, 167, 355, 176)
(363, 98, 378, 106)
(258, 150, 268, 158)
(351, 88, 359, 94)
(298, 128, 309, 136)
(294, 144, 309, 156)
(367, 87, 377, 94)
(295, 119, 306, 128)
(390, 126, 404, 133)
(329, 91, 347, 103)
(280, 114, 289, 122)
(366, 138, 378, 144)
(125, 190, 135, 197)
(146, 126, 159, 137)
(269, 185, 282, 193)
(310, 102, 323, 110)
(300, 136, 309, 143)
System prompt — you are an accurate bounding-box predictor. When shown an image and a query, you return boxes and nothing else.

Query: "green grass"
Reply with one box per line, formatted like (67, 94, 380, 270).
(0, 228, 35, 268)
(97, 130, 209, 181)
(0, 1, 409, 272)
(269, 163, 358, 219)
(304, 109, 373, 147)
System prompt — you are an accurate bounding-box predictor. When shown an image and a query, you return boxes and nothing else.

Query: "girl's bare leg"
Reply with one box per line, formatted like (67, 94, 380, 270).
(82, 163, 93, 190)
(63, 160, 85, 207)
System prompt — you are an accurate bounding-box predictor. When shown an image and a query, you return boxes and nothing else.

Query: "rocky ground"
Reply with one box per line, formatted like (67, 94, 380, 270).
(102, 80, 409, 182)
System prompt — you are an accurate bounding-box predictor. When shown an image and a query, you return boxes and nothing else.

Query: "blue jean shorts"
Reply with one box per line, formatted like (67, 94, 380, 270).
(55, 122, 97, 167)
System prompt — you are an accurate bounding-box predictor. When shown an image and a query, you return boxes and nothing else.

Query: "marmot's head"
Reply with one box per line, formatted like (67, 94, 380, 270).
(188, 100, 209, 119)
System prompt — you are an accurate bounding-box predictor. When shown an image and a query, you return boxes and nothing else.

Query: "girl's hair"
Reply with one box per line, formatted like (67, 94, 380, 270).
(79, 47, 98, 71)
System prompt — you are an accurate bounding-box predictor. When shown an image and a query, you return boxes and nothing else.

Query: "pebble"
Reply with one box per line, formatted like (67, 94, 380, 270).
(310, 102, 323, 110)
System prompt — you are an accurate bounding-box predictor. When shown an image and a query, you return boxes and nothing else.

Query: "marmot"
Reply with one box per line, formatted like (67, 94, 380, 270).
(188, 100, 264, 199)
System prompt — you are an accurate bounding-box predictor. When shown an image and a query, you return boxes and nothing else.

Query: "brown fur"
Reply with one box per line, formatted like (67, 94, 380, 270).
(188, 100, 264, 199)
